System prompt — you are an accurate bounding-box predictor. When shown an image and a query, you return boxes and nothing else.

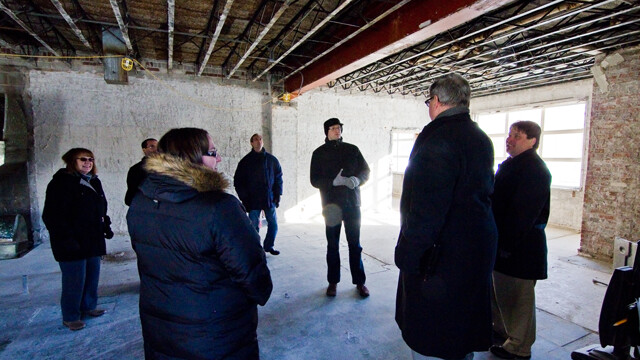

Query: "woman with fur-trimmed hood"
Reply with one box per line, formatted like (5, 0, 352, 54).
(126, 128, 273, 360)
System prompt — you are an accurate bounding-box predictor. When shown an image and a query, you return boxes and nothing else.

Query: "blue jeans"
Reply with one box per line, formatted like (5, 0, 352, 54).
(249, 207, 278, 250)
(58, 256, 101, 321)
(324, 206, 365, 285)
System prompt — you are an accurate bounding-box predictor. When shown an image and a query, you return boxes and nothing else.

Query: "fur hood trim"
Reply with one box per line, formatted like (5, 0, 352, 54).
(144, 153, 229, 192)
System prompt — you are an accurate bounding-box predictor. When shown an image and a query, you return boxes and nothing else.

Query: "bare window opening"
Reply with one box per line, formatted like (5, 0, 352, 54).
(475, 102, 586, 189)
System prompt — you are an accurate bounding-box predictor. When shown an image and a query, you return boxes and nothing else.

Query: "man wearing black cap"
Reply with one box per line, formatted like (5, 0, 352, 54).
(310, 118, 371, 298)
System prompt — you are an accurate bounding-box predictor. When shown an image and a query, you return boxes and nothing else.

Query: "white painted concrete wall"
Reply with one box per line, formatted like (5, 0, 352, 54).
(271, 87, 426, 223)
(28, 70, 267, 238)
(25, 67, 589, 243)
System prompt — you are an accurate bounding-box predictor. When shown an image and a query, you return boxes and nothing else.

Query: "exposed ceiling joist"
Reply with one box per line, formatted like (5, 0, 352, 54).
(1, 0, 638, 96)
(253, 0, 355, 81)
(283, 0, 411, 94)
(226, 0, 293, 78)
(108, 0, 133, 53)
(0, 0, 59, 55)
(198, 0, 235, 76)
(49, 0, 92, 51)
(167, 0, 174, 69)
(284, 0, 515, 95)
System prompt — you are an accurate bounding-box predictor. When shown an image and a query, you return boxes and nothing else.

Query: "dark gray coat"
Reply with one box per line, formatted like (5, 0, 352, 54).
(395, 108, 498, 359)
(127, 154, 273, 360)
(492, 148, 551, 280)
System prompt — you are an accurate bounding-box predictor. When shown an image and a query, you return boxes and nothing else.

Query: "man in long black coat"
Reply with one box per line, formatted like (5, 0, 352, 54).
(489, 121, 551, 360)
(395, 73, 498, 360)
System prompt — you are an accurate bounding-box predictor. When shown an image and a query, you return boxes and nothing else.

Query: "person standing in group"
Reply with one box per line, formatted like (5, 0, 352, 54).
(234, 133, 283, 255)
(42, 148, 113, 331)
(127, 127, 272, 360)
(489, 121, 551, 360)
(395, 73, 497, 360)
(124, 138, 157, 206)
(310, 118, 371, 298)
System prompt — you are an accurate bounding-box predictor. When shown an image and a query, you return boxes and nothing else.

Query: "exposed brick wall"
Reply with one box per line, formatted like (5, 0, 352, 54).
(581, 45, 640, 260)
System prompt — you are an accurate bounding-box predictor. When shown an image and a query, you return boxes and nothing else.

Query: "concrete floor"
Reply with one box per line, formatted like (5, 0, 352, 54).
(0, 209, 613, 359)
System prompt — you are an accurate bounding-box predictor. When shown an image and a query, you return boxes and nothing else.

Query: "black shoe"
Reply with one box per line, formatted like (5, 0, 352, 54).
(356, 284, 370, 297)
(489, 345, 531, 359)
(63, 320, 86, 331)
(265, 248, 280, 255)
(326, 283, 337, 297)
(84, 309, 106, 317)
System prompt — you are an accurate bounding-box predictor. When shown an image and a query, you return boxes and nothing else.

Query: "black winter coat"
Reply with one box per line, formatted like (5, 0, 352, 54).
(395, 108, 498, 359)
(492, 148, 551, 280)
(124, 157, 147, 206)
(126, 154, 273, 360)
(310, 138, 370, 209)
(233, 149, 283, 211)
(42, 169, 108, 262)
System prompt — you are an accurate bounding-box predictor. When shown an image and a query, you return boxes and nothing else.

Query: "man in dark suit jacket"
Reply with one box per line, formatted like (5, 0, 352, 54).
(490, 121, 551, 360)
(125, 138, 157, 206)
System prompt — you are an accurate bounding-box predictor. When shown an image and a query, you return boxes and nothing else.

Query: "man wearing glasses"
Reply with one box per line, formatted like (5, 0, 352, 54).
(395, 73, 497, 360)
(125, 138, 157, 206)
(310, 118, 371, 298)
(234, 133, 283, 255)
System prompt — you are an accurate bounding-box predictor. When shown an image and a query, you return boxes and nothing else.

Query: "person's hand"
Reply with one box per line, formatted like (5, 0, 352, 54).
(103, 216, 114, 240)
(332, 169, 348, 187)
(345, 176, 360, 189)
(274, 195, 280, 208)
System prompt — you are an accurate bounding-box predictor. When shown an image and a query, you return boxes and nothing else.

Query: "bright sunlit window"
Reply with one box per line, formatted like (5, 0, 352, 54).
(391, 130, 419, 173)
(475, 102, 587, 188)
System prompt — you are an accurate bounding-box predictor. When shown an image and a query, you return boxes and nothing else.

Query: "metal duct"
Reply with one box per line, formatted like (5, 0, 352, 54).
(102, 27, 128, 85)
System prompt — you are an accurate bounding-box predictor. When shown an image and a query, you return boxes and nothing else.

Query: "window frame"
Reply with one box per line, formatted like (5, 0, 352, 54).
(390, 128, 421, 174)
(473, 99, 588, 190)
